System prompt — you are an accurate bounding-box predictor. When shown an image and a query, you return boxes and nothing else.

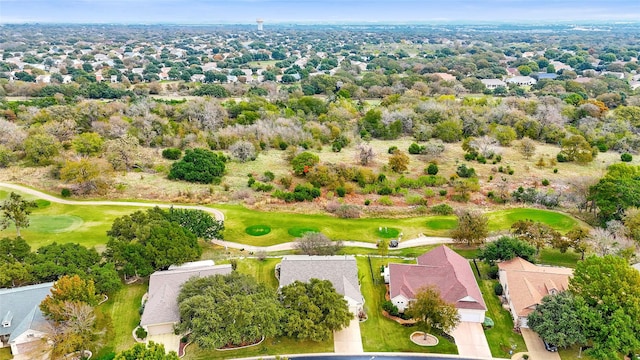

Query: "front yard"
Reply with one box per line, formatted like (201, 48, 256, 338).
(357, 256, 458, 354)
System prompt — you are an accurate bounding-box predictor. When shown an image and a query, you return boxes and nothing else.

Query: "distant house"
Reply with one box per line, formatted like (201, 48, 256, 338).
(506, 76, 537, 86)
(386, 245, 486, 323)
(433, 72, 457, 82)
(481, 79, 507, 90)
(498, 257, 572, 328)
(190, 74, 205, 83)
(35, 75, 51, 84)
(602, 71, 625, 80)
(0, 282, 54, 356)
(277, 255, 363, 315)
(536, 72, 558, 80)
(140, 261, 232, 336)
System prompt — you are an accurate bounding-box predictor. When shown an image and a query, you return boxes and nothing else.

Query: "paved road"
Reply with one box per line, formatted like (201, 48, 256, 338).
(0, 182, 225, 221)
(0, 182, 455, 251)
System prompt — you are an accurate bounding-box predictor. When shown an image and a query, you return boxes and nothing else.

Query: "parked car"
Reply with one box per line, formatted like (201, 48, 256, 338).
(389, 239, 399, 248)
(543, 340, 558, 352)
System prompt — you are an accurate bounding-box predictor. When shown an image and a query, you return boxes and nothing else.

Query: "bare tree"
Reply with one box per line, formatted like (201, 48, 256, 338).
(229, 140, 257, 162)
(295, 232, 343, 255)
(356, 143, 375, 166)
(588, 228, 634, 257)
(470, 135, 499, 158)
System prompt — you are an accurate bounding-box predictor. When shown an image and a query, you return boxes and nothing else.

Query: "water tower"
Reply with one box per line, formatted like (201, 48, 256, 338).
(256, 19, 264, 31)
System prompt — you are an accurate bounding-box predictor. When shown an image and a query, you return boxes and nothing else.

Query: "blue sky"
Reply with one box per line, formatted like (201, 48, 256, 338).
(1, 0, 640, 24)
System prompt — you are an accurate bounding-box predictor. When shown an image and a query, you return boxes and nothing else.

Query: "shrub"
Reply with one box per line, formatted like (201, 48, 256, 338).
(280, 176, 292, 189)
(335, 204, 361, 218)
(162, 148, 182, 160)
(556, 152, 568, 162)
(378, 196, 393, 206)
(262, 171, 275, 182)
(229, 140, 257, 162)
(382, 300, 399, 317)
(426, 163, 439, 175)
(456, 164, 476, 178)
(488, 265, 499, 279)
(408, 143, 425, 155)
(541, 179, 550, 186)
(61, 188, 72, 198)
(494, 283, 503, 296)
(430, 203, 454, 215)
(387, 146, 398, 154)
(621, 153, 633, 162)
(135, 326, 148, 340)
(336, 186, 346, 197)
(553, 168, 558, 173)
(439, 189, 447, 196)
(291, 151, 320, 176)
(377, 186, 393, 195)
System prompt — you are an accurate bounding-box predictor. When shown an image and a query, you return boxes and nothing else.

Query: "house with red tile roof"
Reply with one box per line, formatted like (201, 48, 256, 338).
(497, 257, 572, 328)
(387, 245, 487, 323)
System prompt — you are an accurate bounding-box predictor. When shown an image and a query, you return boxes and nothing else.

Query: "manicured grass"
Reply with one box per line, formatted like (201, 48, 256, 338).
(376, 227, 400, 238)
(538, 247, 583, 268)
(98, 284, 147, 355)
(425, 216, 457, 230)
(474, 263, 527, 358)
(28, 214, 84, 233)
(236, 258, 280, 289)
(287, 226, 319, 237)
(559, 346, 596, 360)
(0, 348, 11, 360)
(487, 208, 578, 233)
(184, 337, 333, 360)
(357, 257, 458, 354)
(245, 224, 272, 236)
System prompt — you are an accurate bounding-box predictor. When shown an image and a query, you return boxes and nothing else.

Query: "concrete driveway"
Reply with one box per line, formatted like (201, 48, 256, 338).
(450, 322, 492, 359)
(333, 318, 363, 353)
(147, 333, 181, 354)
(521, 328, 561, 360)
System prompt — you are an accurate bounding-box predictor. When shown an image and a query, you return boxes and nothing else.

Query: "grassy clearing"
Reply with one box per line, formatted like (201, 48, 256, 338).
(538, 247, 583, 268)
(376, 227, 400, 238)
(357, 257, 458, 354)
(486, 208, 579, 233)
(97, 284, 147, 356)
(235, 258, 280, 289)
(474, 263, 527, 358)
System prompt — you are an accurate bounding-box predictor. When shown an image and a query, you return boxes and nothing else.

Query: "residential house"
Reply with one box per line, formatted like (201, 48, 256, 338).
(139, 261, 232, 336)
(536, 72, 558, 80)
(386, 245, 487, 323)
(602, 71, 625, 80)
(506, 76, 537, 86)
(277, 255, 364, 315)
(35, 75, 51, 84)
(498, 257, 572, 328)
(433, 72, 457, 82)
(0, 282, 54, 356)
(190, 74, 205, 83)
(481, 79, 507, 90)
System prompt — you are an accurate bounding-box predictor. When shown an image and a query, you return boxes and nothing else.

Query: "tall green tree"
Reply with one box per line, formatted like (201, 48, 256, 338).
(168, 148, 226, 183)
(570, 255, 640, 359)
(451, 210, 488, 246)
(280, 279, 352, 341)
(40, 275, 100, 322)
(405, 286, 460, 339)
(0, 192, 37, 237)
(177, 272, 283, 349)
(588, 163, 640, 221)
(478, 236, 536, 265)
(527, 292, 587, 349)
(167, 207, 225, 240)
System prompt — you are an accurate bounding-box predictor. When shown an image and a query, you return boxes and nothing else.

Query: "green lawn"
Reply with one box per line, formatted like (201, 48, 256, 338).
(0, 348, 11, 360)
(236, 258, 280, 289)
(184, 337, 333, 360)
(97, 284, 147, 356)
(474, 263, 527, 358)
(538, 247, 583, 268)
(486, 208, 579, 233)
(357, 257, 458, 354)
(559, 346, 596, 360)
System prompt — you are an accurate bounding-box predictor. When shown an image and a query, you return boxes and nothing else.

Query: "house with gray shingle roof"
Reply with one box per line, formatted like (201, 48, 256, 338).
(277, 255, 363, 315)
(140, 261, 232, 336)
(0, 282, 53, 356)
(386, 245, 486, 323)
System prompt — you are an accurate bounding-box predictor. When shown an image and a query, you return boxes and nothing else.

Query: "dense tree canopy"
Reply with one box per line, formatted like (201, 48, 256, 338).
(40, 274, 100, 322)
(451, 210, 488, 246)
(0, 192, 37, 238)
(177, 272, 283, 349)
(115, 342, 179, 360)
(570, 255, 640, 359)
(588, 163, 640, 221)
(105, 207, 202, 277)
(527, 292, 587, 349)
(168, 148, 226, 184)
(478, 236, 537, 265)
(405, 286, 460, 338)
(280, 279, 352, 341)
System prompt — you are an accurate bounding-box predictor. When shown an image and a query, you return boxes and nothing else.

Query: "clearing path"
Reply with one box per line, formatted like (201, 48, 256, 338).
(0, 182, 224, 221)
(450, 322, 492, 359)
(333, 318, 363, 353)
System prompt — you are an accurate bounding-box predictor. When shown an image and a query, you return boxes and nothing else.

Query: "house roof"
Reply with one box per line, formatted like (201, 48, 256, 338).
(498, 257, 572, 318)
(0, 282, 54, 340)
(506, 76, 536, 84)
(279, 255, 363, 304)
(389, 245, 486, 311)
(481, 79, 506, 86)
(140, 263, 232, 327)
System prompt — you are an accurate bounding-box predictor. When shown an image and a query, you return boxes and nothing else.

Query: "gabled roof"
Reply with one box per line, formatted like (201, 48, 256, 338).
(498, 257, 572, 318)
(389, 245, 486, 311)
(0, 282, 53, 340)
(140, 262, 232, 327)
(279, 255, 363, 304)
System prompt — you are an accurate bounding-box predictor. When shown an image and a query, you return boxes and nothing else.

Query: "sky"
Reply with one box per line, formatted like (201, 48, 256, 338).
(1, 0, 640, 24)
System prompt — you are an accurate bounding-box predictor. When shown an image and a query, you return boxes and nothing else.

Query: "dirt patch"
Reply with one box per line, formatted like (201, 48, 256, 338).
(410, 331, 439, 346)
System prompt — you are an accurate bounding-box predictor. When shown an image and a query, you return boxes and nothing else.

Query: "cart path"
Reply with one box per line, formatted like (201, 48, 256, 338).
(0, 182, 456, 251)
